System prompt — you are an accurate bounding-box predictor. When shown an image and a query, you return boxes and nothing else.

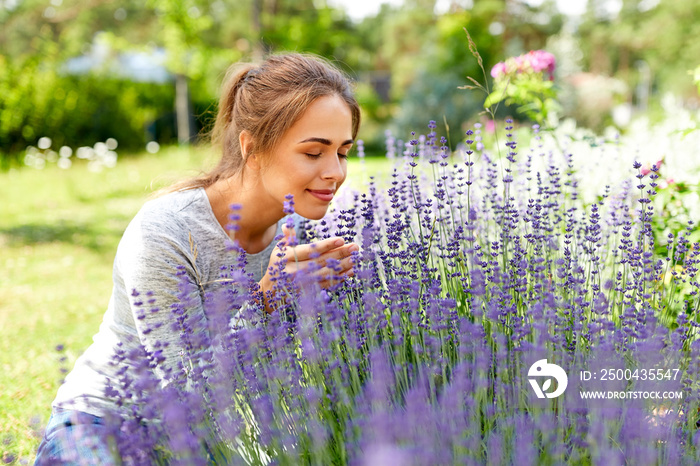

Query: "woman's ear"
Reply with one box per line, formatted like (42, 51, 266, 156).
(239, 130, 260, 170)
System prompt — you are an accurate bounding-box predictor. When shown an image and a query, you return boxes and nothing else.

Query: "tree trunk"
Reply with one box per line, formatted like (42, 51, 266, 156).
(251, 0, 264, 61)
(175, 73, 195, 145)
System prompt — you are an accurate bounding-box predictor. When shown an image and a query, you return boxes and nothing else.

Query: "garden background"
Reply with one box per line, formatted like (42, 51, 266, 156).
(2, 0, 700, 463)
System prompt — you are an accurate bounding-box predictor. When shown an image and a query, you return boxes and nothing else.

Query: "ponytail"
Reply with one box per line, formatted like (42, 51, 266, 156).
(211, 64, 255, 153)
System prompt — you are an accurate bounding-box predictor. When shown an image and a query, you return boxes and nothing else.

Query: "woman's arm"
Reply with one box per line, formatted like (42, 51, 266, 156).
(112, 210, 210, 386)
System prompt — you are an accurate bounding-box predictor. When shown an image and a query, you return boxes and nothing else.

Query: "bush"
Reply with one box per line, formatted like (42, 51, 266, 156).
(0, 56, 175, 168)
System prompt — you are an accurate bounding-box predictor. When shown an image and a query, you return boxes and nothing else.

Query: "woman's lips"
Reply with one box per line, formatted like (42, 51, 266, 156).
(306, 189, 334, 202)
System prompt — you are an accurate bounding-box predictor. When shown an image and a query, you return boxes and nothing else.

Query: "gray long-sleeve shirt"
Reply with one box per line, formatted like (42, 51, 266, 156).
(53, 188, 290, 416)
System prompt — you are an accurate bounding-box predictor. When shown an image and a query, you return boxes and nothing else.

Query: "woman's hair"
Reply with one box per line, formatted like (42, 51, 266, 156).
(165, 52, 360, 193)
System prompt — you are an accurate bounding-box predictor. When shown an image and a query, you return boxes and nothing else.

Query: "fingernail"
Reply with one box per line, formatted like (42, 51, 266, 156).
(348, 244, 359, 252)
(335, 239, 344, 247)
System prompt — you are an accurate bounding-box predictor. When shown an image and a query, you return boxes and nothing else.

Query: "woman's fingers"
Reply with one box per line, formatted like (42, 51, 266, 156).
(281, 224, 297, 243)
(284, 252, 354, 275)
(283, 237, 359, 264)
(315, 266, 355, 289)
(304, 245, 358, 274)
(270, 237, 359, 289)
(318, 253, 356, 278)
(314, 242, 358, 265)
(285, 237, 345, 261)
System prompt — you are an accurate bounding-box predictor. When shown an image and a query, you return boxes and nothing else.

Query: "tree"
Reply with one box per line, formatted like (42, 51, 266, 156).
(577, 0, 700, 104)
(382, 0, 563, 146)
(0, 0, 370, 161)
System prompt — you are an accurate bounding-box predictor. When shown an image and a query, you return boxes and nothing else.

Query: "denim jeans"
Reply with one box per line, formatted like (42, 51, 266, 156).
(34, 407, 264, 464)
(34, 408, 117, 465)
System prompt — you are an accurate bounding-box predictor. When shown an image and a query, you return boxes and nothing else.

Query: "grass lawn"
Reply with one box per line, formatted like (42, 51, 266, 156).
(0, 147, 389, 463)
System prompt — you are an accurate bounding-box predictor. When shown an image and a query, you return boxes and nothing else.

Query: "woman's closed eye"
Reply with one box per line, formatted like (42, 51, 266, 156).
(305, 152, 350, 159)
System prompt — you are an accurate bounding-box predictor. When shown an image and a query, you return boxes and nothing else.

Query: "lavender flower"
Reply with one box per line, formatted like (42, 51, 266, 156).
(92, 118, 700, 465)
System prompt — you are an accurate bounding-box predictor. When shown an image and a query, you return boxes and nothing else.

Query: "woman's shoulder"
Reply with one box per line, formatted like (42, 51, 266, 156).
(124, 188, 213, 245)
(140, 188, 204, 217)
(138, 188, 213, 225)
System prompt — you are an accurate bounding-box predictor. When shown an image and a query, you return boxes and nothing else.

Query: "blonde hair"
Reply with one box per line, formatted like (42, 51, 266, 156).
(165, 52, 360, 193)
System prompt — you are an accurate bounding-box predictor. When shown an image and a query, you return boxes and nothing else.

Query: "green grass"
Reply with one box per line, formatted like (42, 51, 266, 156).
(0, 148, 390, 464)
(0, 146, 216, 463)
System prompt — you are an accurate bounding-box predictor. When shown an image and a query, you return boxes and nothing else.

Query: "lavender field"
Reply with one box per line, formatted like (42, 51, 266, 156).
(90, 112, 700, 465)
(2, 111, 700, 463)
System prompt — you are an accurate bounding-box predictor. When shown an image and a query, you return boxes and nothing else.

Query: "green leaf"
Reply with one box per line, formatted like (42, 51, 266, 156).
(484, 91, 505, 109)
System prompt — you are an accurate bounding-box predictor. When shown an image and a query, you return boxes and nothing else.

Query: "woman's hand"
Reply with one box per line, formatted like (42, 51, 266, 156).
(258, 226, 358, 313)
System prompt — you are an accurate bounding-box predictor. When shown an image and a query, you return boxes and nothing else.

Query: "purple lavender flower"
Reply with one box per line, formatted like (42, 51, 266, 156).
(91, 115, 700, 465)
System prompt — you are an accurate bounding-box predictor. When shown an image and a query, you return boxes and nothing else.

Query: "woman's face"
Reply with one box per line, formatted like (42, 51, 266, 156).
(259, 94, 354, 220)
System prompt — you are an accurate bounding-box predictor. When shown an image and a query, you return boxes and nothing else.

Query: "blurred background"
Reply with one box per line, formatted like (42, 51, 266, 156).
(1, 0, 699, 161)
(3, 2, 700, 462)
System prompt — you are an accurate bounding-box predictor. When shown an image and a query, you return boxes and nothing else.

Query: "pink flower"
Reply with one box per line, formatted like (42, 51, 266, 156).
(640, 159, 663, 176)
(658, 178, 673, 189)
(491, 50, 556, 80)
(524, 50, 556, 80)
(491, 61, 506, 78)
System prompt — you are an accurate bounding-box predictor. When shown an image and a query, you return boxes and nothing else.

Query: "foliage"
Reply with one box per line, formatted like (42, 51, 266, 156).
(485, 50, 560, 127)
(2, 0, 699, 164)
(0, 0, 366, 163)
(389, 1, 563, 147)
(0, 54, 174, 167)
(577, 0, 700, 101)
(393, 67, 483, 149)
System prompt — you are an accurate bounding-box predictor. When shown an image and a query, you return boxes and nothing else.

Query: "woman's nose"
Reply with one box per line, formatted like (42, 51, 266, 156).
(322, 155, 346, 181)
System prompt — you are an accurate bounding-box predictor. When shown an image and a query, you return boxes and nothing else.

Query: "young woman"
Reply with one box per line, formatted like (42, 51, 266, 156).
(35, 52, 361, 464)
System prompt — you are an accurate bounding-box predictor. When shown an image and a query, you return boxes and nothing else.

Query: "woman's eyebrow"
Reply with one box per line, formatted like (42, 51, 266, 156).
(298, 137, 354, 146)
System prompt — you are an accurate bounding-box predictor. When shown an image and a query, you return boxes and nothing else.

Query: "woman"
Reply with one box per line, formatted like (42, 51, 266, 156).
(35, 52, 361, 464)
